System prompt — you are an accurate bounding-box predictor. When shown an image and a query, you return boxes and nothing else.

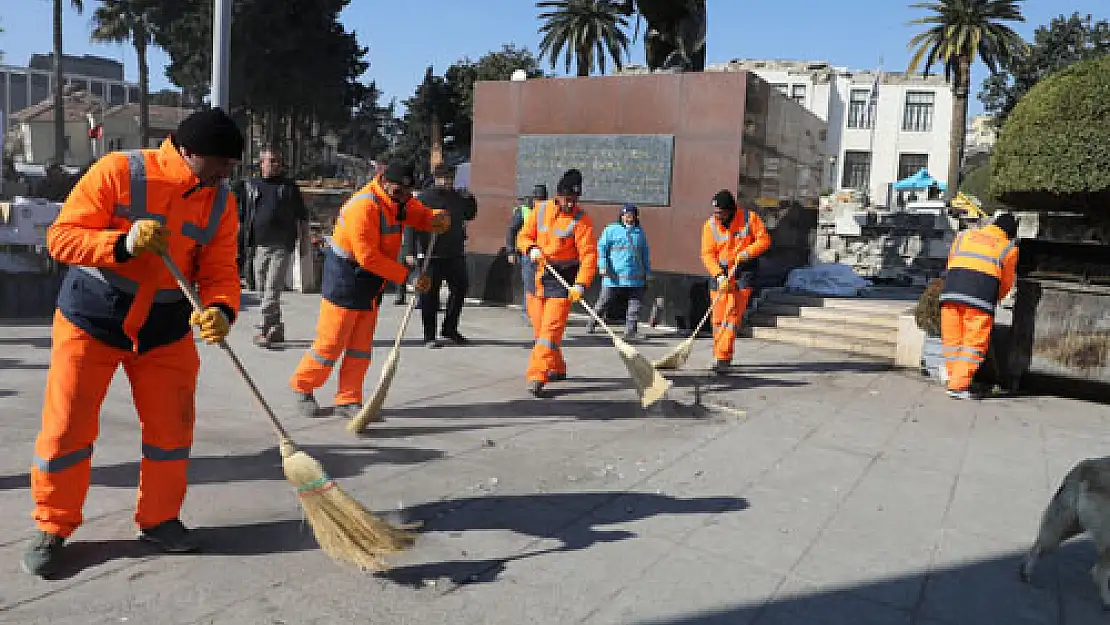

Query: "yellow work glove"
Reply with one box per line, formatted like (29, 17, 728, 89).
(568, 284, 585, 302)
(414, 274, 432, 293)
(430, 210, 451, 235)
(190, 307, 230, 344)
(125, 219, 169, 257)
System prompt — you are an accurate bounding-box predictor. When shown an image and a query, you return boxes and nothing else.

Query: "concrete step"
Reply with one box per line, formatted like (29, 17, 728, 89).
(744, 326, 897, 360)
(753, 302, 902, 331)
(748, 314, 899, 344)
(762, 291, 915, 315)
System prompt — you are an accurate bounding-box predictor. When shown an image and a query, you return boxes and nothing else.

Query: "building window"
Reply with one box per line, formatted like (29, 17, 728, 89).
(898, 153, 930, 179)
(847, 88, 874, 129)
(9, 73, 28, 113)
(128, 86, 141, 104)
(30, 73, 50, 106)
(841, 151, 871, 189)
(771, 83, 788, 95)
(791, 84, 806, 105)
(903, 91, 935, 132)
(109, 83, 125, 105)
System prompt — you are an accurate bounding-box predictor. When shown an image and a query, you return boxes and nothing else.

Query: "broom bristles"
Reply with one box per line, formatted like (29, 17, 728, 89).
(615, 339, 672, 408)
(281, 441, 418, 570)
(653, 338, 694, 370)
(347, 352, 398, 433)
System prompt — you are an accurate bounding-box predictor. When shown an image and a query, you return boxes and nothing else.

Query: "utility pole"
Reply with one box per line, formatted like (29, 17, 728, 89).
(211, 0, 231, 111)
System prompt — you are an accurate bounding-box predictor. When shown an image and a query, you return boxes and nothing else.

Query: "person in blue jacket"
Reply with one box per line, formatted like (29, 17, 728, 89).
(589, 203, 651, 338)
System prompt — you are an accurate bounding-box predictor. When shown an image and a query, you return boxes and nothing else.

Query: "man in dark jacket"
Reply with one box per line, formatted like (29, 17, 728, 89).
(411, 163, 478, 347)
(237, 147, 309, 348)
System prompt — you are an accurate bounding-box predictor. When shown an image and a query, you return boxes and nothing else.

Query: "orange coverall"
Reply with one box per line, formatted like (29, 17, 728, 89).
(34, 139, 241, 537)
(289, 176, 439, 407)
(517, 199, 598, 383)
(939, 224, 1018, 392)
(700, 209, 771, 363)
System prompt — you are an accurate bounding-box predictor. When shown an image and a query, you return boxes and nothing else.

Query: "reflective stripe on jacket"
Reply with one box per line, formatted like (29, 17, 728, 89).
(598, 222, 651, 288)
(50, 139, 240, 353)
(321, 176, 435, 310)
(940, 224, 1018, 314)
(699, 209, 772, 286)
(516, 200, 598, 298)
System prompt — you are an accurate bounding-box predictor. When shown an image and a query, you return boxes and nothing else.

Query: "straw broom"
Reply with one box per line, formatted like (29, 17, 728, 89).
(161, 255, 416, 570)
(348, 233, 438, 434)
(654, 253, 747, 371)
(545, 263, 671, 408)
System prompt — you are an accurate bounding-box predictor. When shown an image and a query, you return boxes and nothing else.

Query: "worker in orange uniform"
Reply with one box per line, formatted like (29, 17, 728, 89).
(289, 162, 449, 417)
(517, 168, 598, 397)
(700, 189, 771, 375)
(23, 109, 244, 577)
(939, 213, 1019, 400)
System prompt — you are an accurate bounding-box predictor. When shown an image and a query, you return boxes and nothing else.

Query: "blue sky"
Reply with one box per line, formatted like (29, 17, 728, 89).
(2, 0, 1105, 117)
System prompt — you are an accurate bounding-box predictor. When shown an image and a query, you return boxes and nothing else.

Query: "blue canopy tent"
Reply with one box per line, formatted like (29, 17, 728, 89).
(893, 168, 947, 192)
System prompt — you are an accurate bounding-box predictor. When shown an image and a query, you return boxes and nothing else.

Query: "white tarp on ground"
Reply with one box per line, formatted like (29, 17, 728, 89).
(785, 262, 873, 297)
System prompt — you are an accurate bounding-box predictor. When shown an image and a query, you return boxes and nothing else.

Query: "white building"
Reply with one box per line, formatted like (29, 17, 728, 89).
(709, 59, 955, 207)
(964, 114, 997, 160)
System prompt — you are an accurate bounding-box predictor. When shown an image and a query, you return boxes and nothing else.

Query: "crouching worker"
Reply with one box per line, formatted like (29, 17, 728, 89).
(939, 213, 1019, 399)
(517, 168, 598, 397)
(700, 190, 771, 375)
(289, 162, 449, 418)
(24, 109, 244, 577)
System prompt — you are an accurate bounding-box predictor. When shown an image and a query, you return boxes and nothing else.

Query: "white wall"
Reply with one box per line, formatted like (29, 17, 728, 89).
(18, 120, 94, 166)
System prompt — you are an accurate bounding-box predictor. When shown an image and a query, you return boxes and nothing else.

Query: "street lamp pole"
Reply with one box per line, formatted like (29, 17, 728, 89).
(211, 0, 231, 111)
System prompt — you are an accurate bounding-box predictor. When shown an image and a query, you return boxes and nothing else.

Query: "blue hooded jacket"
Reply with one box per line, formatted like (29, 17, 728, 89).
(597, 221, 651, 288)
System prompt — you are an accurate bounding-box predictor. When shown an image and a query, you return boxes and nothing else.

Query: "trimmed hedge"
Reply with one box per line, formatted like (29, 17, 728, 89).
(990, 54, 1110, 213)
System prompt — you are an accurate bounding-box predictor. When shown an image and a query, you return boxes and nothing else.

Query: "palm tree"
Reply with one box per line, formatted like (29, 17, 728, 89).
(537, 0, 630, 77)
(54, 0, 84, 165)
(906, 0, 1026, 198)
(91, 0, 156, 147)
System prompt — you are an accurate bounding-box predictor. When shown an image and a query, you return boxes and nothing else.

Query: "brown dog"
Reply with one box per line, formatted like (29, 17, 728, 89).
(1021, 457, 1110, 608)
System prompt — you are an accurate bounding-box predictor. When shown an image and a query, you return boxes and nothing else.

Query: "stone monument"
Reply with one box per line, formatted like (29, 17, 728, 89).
(614, 0, 707, 72)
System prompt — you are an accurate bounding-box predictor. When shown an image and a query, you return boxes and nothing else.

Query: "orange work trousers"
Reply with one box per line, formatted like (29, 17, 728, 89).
(710, 286, 751, 362)
(527, 295, 572, 383)
(940, 301, 993, 392)
(32, 311, 200, 537)
(290, 298, 379, 406)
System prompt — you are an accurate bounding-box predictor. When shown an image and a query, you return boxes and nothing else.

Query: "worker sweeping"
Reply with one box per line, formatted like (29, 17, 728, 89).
(23, 109, 244, 577)
(517, 168, 598, 397)
(289, 162, 449, 418)
(939, 213, 1019, 399)
(700, 190, 771, 374)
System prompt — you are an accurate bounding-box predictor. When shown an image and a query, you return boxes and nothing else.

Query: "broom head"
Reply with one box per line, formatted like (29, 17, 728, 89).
(653, 336, 695, 370)
(279, 439, 417, 570)
(347, 349, 399, 434)
(614, 338, 672, 408)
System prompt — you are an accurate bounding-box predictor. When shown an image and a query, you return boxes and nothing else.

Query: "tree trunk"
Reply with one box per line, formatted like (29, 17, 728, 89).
(136, 30, 150, 148)
(947, 55, 971, 200)
(577, 50, 590, 77)
(53, 0, 66, 165)
(429, 111, 443, 174)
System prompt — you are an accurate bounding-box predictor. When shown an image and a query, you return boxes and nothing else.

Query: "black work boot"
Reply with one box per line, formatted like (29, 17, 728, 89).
(294, 391, 320, 417)
(712, 360, 731, 375)
(22, 530, 66, 577)
(527, 381, 546, 398)
(138, 519, 199, 553)
(333, 403, 363, 418)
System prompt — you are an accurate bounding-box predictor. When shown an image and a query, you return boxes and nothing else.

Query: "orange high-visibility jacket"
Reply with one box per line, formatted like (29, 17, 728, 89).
(322, 176, 437, 309)
(48, 138, 240, 353)
(940, 224, 1018, 314)
(517, 199, 598, 297)
(700, 208, 771, 281)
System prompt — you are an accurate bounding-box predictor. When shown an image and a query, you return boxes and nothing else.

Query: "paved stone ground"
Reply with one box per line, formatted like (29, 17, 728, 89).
(0, 290, 1108, 625)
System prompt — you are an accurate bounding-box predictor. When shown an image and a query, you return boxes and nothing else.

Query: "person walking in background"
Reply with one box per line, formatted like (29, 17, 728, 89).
(589, 204, 651, 339)
(507, 184, 547, 318)
(517, 169, 597, 397)
(700, 190, 771, 375)
(939, 213, 1019, 400)
(237, 147, 309, 348)
(411, 163, 478, 347)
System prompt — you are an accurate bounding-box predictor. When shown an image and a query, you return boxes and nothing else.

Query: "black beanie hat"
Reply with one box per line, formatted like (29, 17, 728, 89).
(712, 189, 737, 211)
(993, 212, 1018, 239)
(556, 168, 583, 195)
(174, 108, 244, 158)
(383, 161, 416, 186)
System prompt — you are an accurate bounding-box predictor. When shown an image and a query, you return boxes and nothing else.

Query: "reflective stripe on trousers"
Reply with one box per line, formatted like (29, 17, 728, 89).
(290, 298, 380, 405)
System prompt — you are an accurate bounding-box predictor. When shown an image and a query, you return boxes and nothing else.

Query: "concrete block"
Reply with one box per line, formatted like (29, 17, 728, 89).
(896, 311, 926, 369)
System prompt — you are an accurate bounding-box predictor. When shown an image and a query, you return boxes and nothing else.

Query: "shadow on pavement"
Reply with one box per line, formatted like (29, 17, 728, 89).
(0, 358, 49, 371)
(0, 336, 53, 349)
(0, 444, 444, 492)
(623, 541, 1105, 625)
(380, 492, 749, 588)
(735, 360, 894, 375)
(43, 519, 318, 580)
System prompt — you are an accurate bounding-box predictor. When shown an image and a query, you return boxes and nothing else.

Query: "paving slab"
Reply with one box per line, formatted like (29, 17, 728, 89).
(1, 291, 1108, 624)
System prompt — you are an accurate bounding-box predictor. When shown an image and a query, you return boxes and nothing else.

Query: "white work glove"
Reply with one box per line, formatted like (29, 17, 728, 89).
(568, 284, 585, 302)
(125, 219, 169, 257)
(715, 273, 730, 291)
(529, 247, 543, 262)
